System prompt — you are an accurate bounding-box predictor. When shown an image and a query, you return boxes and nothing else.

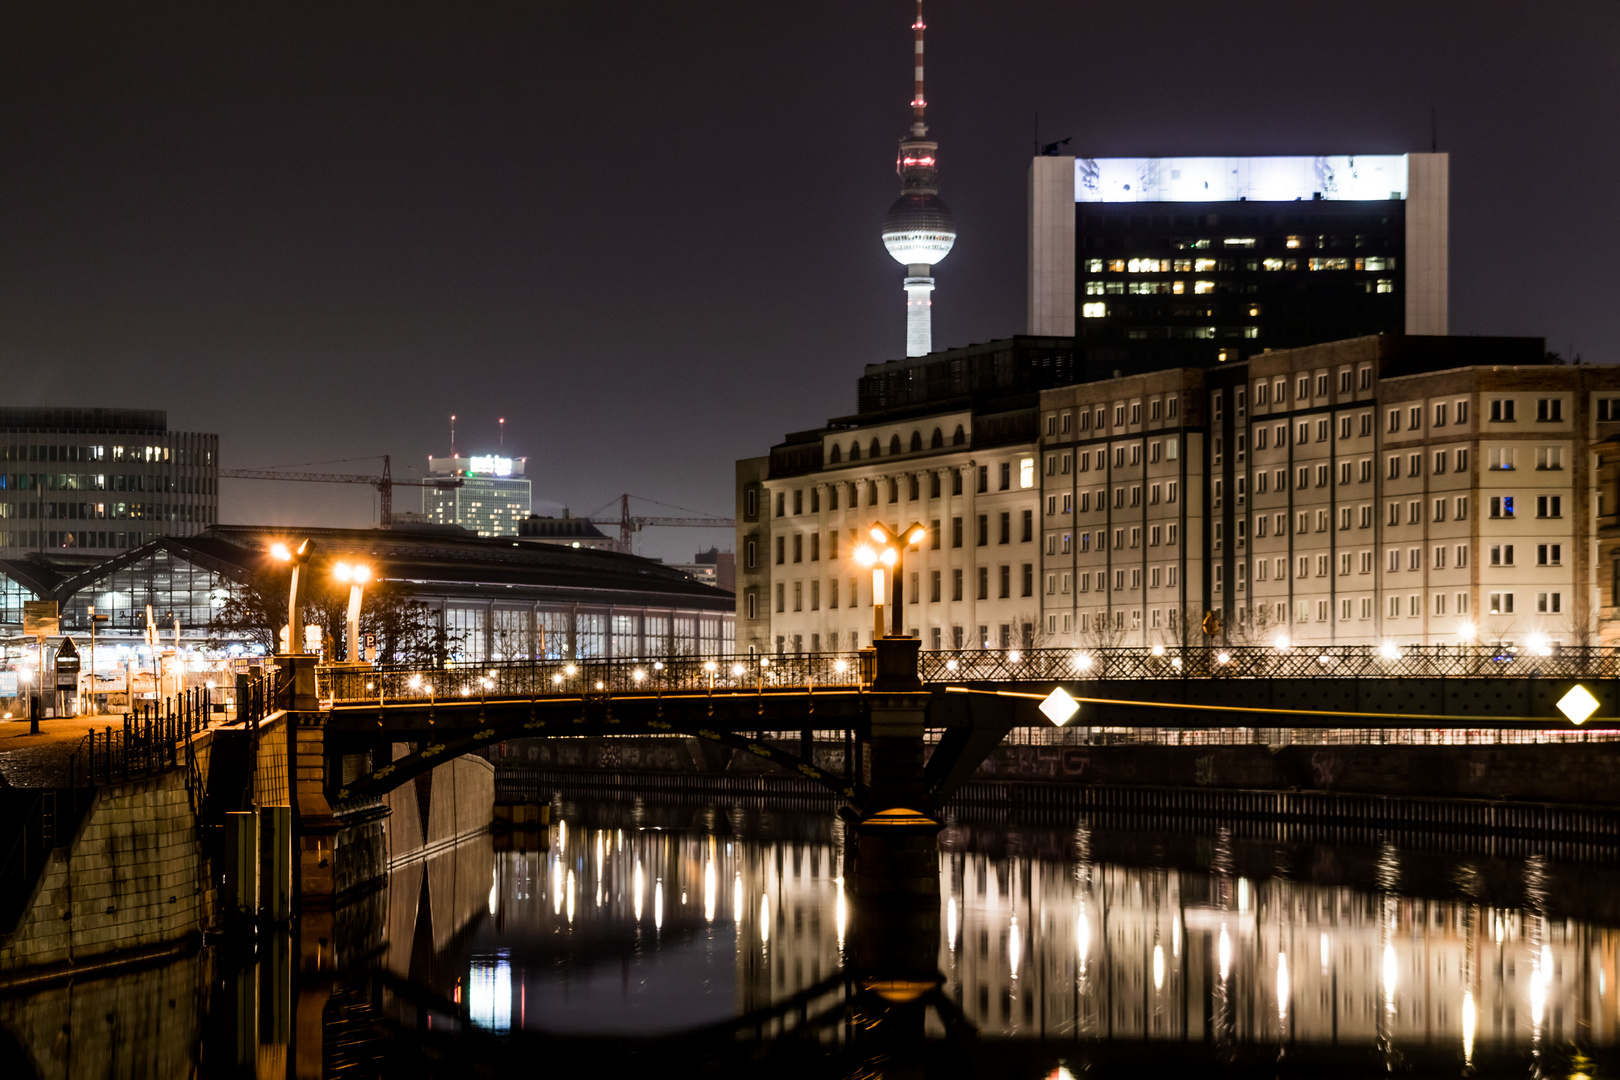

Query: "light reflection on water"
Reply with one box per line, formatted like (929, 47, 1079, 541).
(454, 814, 1620, 1059)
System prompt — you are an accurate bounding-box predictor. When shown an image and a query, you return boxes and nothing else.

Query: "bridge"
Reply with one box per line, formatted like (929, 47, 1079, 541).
(293, 641, 1620, 805)
(229, 639, 1620, 912)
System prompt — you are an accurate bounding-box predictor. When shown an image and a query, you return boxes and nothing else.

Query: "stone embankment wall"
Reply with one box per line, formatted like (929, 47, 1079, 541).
(495, 733, 1620, 807)
(977, 742, 1620, 805)
(0, 764, 208, 978)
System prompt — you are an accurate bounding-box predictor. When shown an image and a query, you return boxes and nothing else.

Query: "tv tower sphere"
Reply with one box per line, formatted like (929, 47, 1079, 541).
(880, 0, 955, 357)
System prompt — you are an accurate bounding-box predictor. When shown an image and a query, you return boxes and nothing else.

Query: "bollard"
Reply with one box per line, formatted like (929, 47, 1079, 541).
(223, 810, 260, 923)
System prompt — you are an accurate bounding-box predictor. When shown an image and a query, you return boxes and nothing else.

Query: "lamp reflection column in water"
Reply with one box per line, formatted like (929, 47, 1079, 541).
(269, 540, 314, 653)
(854, 522, 928, 639)
(332, 562, 372, 663)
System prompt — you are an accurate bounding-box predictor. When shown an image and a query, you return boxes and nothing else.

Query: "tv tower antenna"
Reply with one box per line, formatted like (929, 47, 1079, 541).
(450, 414, 457, 457)
(880, 0, 956, 358)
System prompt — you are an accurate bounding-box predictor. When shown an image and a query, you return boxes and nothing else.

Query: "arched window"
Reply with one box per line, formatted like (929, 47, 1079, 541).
(889, 434, 902, 455)
(952, 424, 966, 446)
(930, 428, 944, 449)
(849, 442, 861, 461)
(828, 444, 841, 464)
(870, 437, 882, 458)
(909, 431, 923, 452)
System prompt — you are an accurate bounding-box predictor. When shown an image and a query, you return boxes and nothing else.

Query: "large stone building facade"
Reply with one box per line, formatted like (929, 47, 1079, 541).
(739, 334, 1620, 655)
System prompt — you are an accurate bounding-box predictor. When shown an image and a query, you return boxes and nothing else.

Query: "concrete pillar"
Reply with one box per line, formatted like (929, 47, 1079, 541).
(261, 805, 293, 923)
(223, 810, 259, 922)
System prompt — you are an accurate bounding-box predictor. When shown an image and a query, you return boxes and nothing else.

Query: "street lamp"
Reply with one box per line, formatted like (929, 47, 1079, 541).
(333, 562, 373, 663)
(270, 539, 314, 654)
(853, 521, 927, 640)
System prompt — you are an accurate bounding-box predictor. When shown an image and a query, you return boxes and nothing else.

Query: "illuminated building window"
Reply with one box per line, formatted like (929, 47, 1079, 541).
(1489, 592, 1513, 615)
(1082, 302, 1107, 318)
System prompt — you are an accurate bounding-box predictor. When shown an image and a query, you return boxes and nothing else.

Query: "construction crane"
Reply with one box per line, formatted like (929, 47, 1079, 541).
(583, 494, 734, 553)
(220, 455, 463, 526)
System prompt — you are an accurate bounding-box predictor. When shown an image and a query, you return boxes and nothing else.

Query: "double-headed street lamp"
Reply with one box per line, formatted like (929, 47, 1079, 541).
(333, 562, 373, 663)
(854, 521, 927, 640)
(270, 539, 314, 654)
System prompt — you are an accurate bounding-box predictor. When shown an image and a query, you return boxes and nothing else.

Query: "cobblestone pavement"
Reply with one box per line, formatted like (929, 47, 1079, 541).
(0, 712, 132, 787)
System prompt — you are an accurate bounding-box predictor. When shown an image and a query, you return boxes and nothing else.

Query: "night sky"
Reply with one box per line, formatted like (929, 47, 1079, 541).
(0, 1, 1614, 562)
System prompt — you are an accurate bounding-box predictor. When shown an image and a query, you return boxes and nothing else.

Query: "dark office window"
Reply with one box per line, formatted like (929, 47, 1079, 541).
(998, 565, 1010, 599)
(977, 515, 988, 546)
(952, 517, 963, 548)
(999, 512, 1010, 544)
(1021, 509, 1033, 543)
(1021, 563, 1033, 597)
(977, 567, 989, 600)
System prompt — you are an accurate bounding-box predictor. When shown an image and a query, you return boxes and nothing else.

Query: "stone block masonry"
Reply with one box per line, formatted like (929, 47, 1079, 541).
(0, 767, 205, 976)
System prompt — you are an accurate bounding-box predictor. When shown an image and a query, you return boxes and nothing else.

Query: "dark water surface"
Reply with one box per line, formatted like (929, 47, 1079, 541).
(9, 797, 1620, 1077)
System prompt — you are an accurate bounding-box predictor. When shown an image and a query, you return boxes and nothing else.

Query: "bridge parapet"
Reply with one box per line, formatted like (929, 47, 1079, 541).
(317, 645, 1620, 705)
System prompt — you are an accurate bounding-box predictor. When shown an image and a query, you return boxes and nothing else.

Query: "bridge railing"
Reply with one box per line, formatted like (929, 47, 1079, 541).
(916, 644, 1620, 683)
(318, 653, 869, 704)
(317, 644, 1620, 704)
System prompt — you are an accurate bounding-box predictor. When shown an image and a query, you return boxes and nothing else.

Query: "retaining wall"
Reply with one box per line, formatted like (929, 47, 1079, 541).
(0, 766, 207, 977)
(977, 742, 1620, 805)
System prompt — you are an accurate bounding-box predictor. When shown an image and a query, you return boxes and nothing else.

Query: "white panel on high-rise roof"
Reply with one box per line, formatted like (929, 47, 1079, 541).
(1074, 155, 1409, 203)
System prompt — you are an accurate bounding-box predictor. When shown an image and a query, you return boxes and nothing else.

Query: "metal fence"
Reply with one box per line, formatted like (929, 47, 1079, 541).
(68, 687, 216, 789)
(317, 645, 1620, 705)
(318, 653, 867, 704)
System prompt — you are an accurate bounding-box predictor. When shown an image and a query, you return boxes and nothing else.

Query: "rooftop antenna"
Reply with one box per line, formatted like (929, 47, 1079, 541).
(499, 417, 505, 450)
(1430, 106, 1437, 153)
(450, 414, 456, 458)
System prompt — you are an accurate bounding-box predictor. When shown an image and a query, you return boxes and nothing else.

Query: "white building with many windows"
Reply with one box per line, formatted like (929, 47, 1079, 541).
(738, 334, 1620, 655)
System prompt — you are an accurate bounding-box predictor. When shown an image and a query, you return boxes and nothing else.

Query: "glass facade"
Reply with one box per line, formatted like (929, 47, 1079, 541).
(434, 604, 735, 663)
(60, 548, 244, 637)
(0, 411, 218, 559)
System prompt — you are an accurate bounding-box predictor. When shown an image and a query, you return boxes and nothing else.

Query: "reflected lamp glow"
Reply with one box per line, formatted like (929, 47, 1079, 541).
(760, 894, 770, 943)
(1008, 916, 1022, 978)
(466, 957, 512, 1032)
(947, 896, 958, 952)
(1276, 951, 1289, 1021)
(835, 878, 846, 949)
(655, 880, 664, 930)
(703, 858, 717, 923)
(1382, 943, 1397, 1010)
(1218, 924, 1231, 981)
(1462, 990, 1476, 1064)
(1152, 943, 1164, 991)
(634, 859, 645, 921)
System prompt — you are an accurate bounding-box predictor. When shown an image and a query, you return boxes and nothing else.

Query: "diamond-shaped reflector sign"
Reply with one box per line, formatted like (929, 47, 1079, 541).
(1558, 685, 1600, 725)
(1040, 687, 1081, 727)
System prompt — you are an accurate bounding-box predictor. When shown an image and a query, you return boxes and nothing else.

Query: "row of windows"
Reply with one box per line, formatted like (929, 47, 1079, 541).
(1087, 254, 1397, 274)
(0, 501, 212, 523)
(1050, 482, 1181, 515)
(1046, 566, 1181, 595)
(1044, 399, 1180, 436)
(755, 513, 1037, 568)
(1250, 368, 1375, 407)
(0, 473, 213, 494)
(1046, 524, 1181, 555)
(826, 425, 966, 463)
(0, 444, 211, 465)
(766, 461, 1037, 518)
(1047, 440, 1181, 474)
(767, 564, 1037, 612)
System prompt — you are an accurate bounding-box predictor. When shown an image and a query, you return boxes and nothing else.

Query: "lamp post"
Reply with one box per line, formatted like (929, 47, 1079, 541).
(854, 521, 928, 640)
(270, 539, 314, 654)
(333, 562, 373, 663)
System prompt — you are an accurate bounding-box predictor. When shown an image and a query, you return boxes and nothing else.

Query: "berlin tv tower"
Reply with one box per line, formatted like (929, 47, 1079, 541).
(881, 0, 956, 358)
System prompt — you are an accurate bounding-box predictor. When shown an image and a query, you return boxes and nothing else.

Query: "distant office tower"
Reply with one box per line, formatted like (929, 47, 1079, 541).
(424, 454, 531, 537)
(0, 407, 217, 561)
(880, 0, 956, 358)
(1029, 153, 1448, 371)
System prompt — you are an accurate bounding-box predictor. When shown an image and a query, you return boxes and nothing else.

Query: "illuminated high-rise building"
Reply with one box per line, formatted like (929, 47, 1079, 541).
(880, 0, 956, 358)
(423, 454, 531, 537)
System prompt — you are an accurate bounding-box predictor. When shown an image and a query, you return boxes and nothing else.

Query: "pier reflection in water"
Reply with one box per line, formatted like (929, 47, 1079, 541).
(10, 805, 1620, 1077)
